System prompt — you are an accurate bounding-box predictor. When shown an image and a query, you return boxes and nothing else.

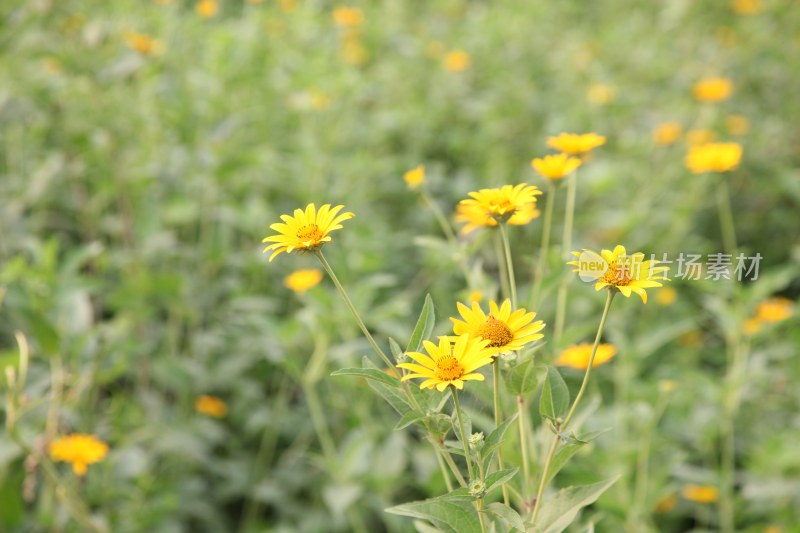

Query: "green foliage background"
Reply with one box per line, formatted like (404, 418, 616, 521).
(1, 0, 799, 531)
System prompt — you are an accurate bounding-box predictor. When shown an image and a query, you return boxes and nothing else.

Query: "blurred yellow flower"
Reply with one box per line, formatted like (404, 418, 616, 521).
(455, 203, 539, 234)
(262, 203, 355, 262)
(340, 34, 367, 65)
(763, 526, 783, 533)
(653, 122, 682, 146)
(547, 133, 606, 155)
(196, 0, 218, 18)
(195, 395, 228, 418)
(681, 484, 719, 503)
(743, 317, 762, 335)
(124, 31, 164, 56)
(692, 77, 733, 103)
(654, 493, 678, 513)
(459, 183, 542, 226)
(49, 434, 109, 476)
(397, 334, 494, 391)
(42, 57, 63, 75)
(468, 290, 483, 303)
(755, 297, 794, 323)
(451, 299, 545, 356)
(659, 379, 678, 393)
(246, 0, 266, 4)
(686, 129, 715, 146)
(404, 165, 425, 188)
(568, 245, 670, 303)
(587, 83, 616, 105)
(685, 142, 742, 173)
(531, 153, 582, 180)
(555, 343, 617, 369)
(726, 115, 749, 136)
(732, 0, 761, 15)
(279, 0, 297, 12)
(443, 50, 470, 72)
(284, 269, 324, 293)
(333, 6, 364, 27)
(656, 287, 677, 306)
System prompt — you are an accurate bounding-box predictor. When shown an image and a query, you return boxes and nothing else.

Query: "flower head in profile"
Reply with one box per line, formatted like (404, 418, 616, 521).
(195, 395, 228, 418)
(262, 203, 354, 262)
(455, 203, 539, 234)
(568, 245, 670, 303)
(403, 165, 425, 188)
(451, 299, 545, 356)
(458, 183, 542, 229)
(692, 77, 733, 102)
(443, 50, 470, 72)
(547, 133, 606, 155)
(555, 343, 617, 369)
(49, 434, 109, 476)
(531, 153, 582, 180)
(397, 334, 494, 391)
(681, 484, 719, 503)
(653, 122, 682, 146)
(284, 269, 324, 293)
(685, 142, 742, 173)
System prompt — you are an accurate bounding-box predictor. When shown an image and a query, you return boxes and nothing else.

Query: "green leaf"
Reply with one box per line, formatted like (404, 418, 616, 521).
(330, 368, 401, 388)
(539, 366, 569, 422)
(484, 502, 525, 532)
(361, 357, 414, 416)
(428, 413, 453, 439)
(481, 413, 518, 470)
(484, 467, 518, 494)
(388, 337, 404, 361)
(504, 357, 542, 395)
(386, 496, 482, 533)
(394, 410, 426, 430)
(407, 293, 435, 353)
(544, 430, 608, 485)
(532, 476, 619, 533)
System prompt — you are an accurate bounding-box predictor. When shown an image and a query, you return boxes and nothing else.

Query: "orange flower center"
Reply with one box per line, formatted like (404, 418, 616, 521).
(296, 224, 323, 242)
(602, 262, 632, 286)
(434, 354, 464, 381)
(476, 316, 514, 347)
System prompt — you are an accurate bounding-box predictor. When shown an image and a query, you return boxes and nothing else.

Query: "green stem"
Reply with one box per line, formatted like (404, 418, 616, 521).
(719, 333, 745, 533)
(530, 181, 557, 308)
(631, 393, 669, 529)
(315, 250, 395, 372)
(554, 172, 578, 343)
(492, 361, 510, 506)
(531, 290, 615, 524)
(421, 191, 472, 285)
(452, 388, 475, 482)
(302, 382, 338, 461)
(435, 446, 455, 492)
(494, 231, 511, 301)
(499, 222, 517, 308)
(439, 441, 468, 487)
(716, 178, 738, 255)
(517, 395, 531, 503)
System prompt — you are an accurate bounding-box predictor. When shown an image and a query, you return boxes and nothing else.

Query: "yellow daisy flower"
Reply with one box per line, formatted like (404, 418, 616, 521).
(652, 122, 682, 146)
(455, 202, 539, 235)
(450, 299, 545, 356)
(284, 269, 324, 293)
(568, 245, 670, 303)
(195, 395, 228, 418)
(555, 343, 617, 369)
(459, 183, 542, 226)
(49, 434, 109, 476)
(262, 203, 355, 262)
(404, 165, 425, 188)
(546, 133, 606, 155)
(685, 142, 742, 173)
(681, 484, 719, 503)
(443, 50, 470, 72)
(397, 334, 494, 391)
(531, 153, 582, 180)
(692, 77, 733, 102)
(755, 297, 793, 323)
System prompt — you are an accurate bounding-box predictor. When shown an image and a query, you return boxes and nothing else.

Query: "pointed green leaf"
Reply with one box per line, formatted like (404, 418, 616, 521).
(484, 502, 525, 532)
(544, 430, 609, 485)
(484, 467, 518, 494)
(532, 476, 619, 533)
(504, 357, 542, 395)
(539, 366, 569, 422)
(388, 337, 403, 361)
(330, 368, 400, 388)
(407, 293, 435, 353)
(386, 496, 482, 533)
(481, 413, 518, 470)
(394, 410, 426, 431)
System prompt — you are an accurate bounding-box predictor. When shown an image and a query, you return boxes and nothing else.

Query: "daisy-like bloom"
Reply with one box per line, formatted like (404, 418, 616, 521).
(195, 395, 228, 418)
(755, 296, 794, 323)
(681, 484, 719, 503)
(555, 343, 617, 369)
(403, 165, 425, 188)
(450, 299, 545, 356)
(652, 122, 682, 146)
(459, 183, 542, 227)
(333, 6, 364, 28)
(455, 203, 539, 234)
(726, 115, 749, 136)
(196, 0, 218, 18)
(397, 334, 494, 391)
(531, 153, 582, 180)
(124, 31, 164, 56)
(262, 203, 355, 262)
(284, 269, 324, 293)
(692, 77, 733, 103)
(568, 245, 670, 303)
(49, 434, 109, 476)
(443, 50, 470, 72)
(685, 142, 742, 173)
(547, 133, 606, 155)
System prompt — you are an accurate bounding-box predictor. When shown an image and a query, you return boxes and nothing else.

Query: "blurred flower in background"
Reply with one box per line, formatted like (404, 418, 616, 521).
(443, 50, 470, 72)
(196, 0, 218, 18)
(284, 269, 324, 293)
(531, 153, 582, 180)
(195, 395, 228, 418)
(681, 484, 719, 503)
(403, 165, 425, 188)
(555, 343, 617, 369)
(49, 434, 109, 476)
(732, 0, 762, 15)
(547, 132, 606, 155)
(685, 142, 742, 173)
(124, 31, 164, 56)
(653, 122, 683, 146)
(692, 77, 733, 103)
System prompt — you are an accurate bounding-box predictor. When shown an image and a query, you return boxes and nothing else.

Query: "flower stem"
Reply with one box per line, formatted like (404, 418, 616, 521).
(716, 178, 738, 254)
(494, 231, 511, 302)
(492, 361, 510, 506)
(434, 446, 455, 492)
(315, 250, 395, 373)
(530, 181, 557, 308)
(517, 395, 531, 503)
(421, 191, 472, 285)
(499, 222, 517, 309)
(452, 388, 475, 482)
(719, 333, 746, 533)
(554, 171, 578, 344)
(531, 290, 615, 524)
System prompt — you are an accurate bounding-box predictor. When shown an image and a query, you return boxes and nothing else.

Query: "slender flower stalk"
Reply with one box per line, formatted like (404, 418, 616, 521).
(554, 170, 578, 343)
(492, 361, 511, 506)
(451, 388, 475, 481)
(494, 231, 511, 301)
(716, 178, 738, 254)
(499, 223, 517, 308)
(517, 394, 532, 504)
(530, 181, 556, 307)
(531, 290, 615, 523)
(420, 191, 472, 285)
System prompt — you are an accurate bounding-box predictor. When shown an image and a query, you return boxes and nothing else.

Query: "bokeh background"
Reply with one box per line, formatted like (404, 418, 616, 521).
(1, 0, 799, 531)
